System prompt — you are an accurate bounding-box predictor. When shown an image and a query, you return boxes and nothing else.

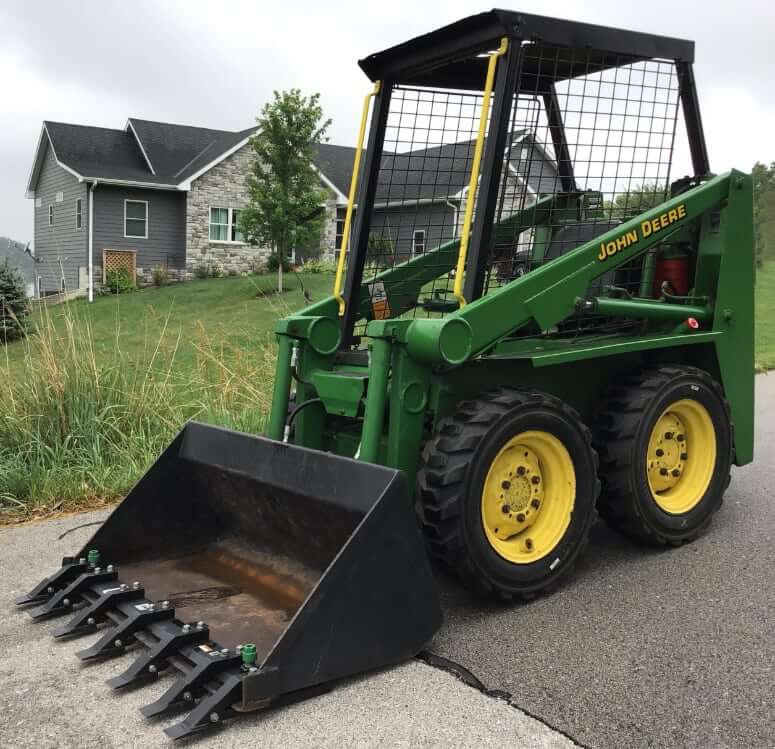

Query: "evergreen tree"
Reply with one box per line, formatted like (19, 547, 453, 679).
(0, 259, 29, 342)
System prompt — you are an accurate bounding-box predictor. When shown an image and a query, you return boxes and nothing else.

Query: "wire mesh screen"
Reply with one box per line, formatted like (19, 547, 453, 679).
(488, 47, 682, 337)
(353, 85, 488, 336)
(350, 47, 682, 339)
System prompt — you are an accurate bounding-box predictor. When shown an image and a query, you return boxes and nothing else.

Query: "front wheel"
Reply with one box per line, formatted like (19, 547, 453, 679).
(418, 389, 599, 600)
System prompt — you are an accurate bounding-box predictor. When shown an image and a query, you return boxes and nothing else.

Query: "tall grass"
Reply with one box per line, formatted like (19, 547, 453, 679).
(0, 303, 277, 518)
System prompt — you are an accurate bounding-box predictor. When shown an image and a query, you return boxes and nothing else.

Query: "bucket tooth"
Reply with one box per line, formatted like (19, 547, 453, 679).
(140, 646, 242, 719)
(76, 601, 175, 661)
(164, 673, 244, 740)
(28, 567, 118, 622)
(107, 620, 211, 690)
(52, 582, 146, 639)
(15, 558, 87, 607)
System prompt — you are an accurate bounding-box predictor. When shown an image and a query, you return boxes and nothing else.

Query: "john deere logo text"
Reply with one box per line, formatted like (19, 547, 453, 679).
(597, 203, 687, 262)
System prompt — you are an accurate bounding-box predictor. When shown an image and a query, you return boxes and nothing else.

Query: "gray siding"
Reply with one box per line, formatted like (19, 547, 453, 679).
(370, 202, 457, 260)
(32, 141, 88, 293)
(93, 186, 186, 276)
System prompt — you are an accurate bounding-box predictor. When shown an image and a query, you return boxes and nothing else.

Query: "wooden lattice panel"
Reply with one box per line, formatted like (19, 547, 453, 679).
(102, 250, 137, 284)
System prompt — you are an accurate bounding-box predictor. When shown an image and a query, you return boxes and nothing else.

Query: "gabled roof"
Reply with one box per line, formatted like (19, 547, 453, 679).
(0, 236, 35, 285)
(311, 132, 559, 205)
(26, 119, 259, 195)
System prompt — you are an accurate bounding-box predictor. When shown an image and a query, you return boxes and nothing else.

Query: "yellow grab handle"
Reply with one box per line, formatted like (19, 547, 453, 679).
(453, 37, 509, 308)
(333, 81, 382, 317)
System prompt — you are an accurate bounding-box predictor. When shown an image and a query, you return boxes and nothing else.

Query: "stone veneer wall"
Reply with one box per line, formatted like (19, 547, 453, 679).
(186, 143, 340, 275)
(185, 144, 269, 275)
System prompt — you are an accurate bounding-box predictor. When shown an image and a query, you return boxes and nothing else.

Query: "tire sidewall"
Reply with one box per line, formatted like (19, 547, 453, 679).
(462, 404, 597, 595)
(627, 376, 731, 538)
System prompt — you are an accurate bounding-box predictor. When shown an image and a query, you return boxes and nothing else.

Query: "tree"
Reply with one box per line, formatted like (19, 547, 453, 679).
(240, 90, 331, 290)
(608, 183, 668, 220)
(753, 161, 775, 267)
(0, 259, 30, 342)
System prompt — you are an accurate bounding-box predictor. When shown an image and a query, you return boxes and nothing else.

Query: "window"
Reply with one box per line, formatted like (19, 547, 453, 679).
(75, 199, 82, 230)
(231, 209, 244, 242)
(413, 229, 426, 255)
(48, 205, 53, 226)
(124, 200, 148, 239)
(209, 207, 244, 243)
(335, 206, 347, 249)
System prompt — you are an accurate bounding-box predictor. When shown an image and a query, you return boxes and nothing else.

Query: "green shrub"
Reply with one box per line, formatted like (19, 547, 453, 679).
(105, 267, 135, 294)
(0, 259, 29, 342)
(194, 263, 209, 279)
(267, 253, 292, 273)
(302, 258, 336, 274)
(151, 266, 169, 287)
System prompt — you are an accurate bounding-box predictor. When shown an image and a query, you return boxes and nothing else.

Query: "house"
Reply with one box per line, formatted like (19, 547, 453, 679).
(26, 117, 558, 296)
(26, 119, 264, 295)
(312, 131, 560, 262)
(0, 236, 35, 298)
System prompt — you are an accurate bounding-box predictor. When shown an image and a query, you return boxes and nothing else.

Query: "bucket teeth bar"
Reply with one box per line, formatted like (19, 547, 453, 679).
(52, 582, 146, 639)
(76, 599, 176, 661)
(107, 620, 212, 690)
(28, 566, 119, 621)
(16, 560, 248, 740)
(15, 557, 88, 607)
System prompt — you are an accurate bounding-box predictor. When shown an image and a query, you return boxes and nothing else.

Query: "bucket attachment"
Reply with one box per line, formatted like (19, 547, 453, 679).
(16, 422, 442, 739)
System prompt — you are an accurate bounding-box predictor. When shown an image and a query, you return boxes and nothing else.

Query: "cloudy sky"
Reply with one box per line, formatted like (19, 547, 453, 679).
(1, 0, 772, 244)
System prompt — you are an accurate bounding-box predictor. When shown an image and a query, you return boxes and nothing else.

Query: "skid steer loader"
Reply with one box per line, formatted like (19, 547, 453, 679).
(17, 10, 754, 739)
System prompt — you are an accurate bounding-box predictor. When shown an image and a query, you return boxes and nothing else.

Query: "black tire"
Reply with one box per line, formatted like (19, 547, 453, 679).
(417, 388, 599, 600)
(594, 366, 732, 545)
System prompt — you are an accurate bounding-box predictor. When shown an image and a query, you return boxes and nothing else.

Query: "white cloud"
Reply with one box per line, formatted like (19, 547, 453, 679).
(1, 0, 773, 243)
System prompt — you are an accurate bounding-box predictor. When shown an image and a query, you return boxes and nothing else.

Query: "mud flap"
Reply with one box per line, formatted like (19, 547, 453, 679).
(16, 422, 442, 739)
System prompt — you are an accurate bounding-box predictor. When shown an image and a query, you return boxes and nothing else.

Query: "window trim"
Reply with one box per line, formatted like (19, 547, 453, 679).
(75, 198, 83, 230)
(124, 199, 149, 239)
(48, 205, 53, 226)
(412, 229, 426, 256)
(209, 206, 245, 245)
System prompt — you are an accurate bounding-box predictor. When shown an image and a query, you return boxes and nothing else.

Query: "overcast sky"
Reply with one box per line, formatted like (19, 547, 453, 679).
(1, 0, 773, 244)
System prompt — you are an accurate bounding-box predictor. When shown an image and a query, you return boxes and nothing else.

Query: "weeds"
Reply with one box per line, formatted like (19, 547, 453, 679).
(0, 301, 276, 519)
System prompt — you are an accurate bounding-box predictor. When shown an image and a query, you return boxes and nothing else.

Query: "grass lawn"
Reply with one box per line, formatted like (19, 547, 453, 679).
(755, 261, 775, 370)
(2, 271, 334, 376)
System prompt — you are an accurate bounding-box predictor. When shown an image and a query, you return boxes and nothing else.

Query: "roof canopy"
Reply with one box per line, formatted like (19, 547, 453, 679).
(358, 9, 694, 90)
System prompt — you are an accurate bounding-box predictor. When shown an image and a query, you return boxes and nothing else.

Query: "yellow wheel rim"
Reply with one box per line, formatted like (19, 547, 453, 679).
(480, 430, 575, 564)
(646, 399, 716, 515)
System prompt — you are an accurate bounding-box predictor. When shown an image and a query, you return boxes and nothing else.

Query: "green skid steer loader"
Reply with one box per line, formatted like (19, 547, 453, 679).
(17, 10, 754, 739)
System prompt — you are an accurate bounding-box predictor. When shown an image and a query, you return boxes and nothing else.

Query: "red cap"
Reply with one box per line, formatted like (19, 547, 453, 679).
(686, 317, 699, 330)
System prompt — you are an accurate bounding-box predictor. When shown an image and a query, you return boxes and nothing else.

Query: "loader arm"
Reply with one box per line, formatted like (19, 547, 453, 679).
(399, 172, 735, 364)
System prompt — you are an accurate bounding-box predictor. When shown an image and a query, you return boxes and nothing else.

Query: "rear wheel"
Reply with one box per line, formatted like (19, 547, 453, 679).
(594, 366, 732, 545)
(418, 389, 598, 600)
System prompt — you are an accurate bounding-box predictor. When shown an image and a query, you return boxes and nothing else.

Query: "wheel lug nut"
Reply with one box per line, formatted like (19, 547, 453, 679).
(516, 513, 526, 522)
(655, 448, 664, 457)
(516, 466, 526, 476)
(660, 468, 669, 476)
(531, 499, 540, 509)
(680, 452, 688, 461)
(672, 469, 681, 477)
(501, 480, 511, 490)
(676, 434, 685, 442)
(501, 504, 510, 514)
(664, 431, 674, 440)
(525, 538, 534, 550)
(531, 476, 540, 485)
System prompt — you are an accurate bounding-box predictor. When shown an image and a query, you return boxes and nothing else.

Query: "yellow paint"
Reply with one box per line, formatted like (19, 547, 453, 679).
(453, 37, 509, 308)
(333, 81, 381, 317)
(646, 398, 716, 514)
(480, 430, 575, 564)
(598, 203, 687, 262)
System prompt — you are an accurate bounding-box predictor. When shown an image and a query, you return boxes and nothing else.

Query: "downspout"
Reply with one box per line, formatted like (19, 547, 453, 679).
(445, 198, 459, 238)
(88, 181, 98, 302)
